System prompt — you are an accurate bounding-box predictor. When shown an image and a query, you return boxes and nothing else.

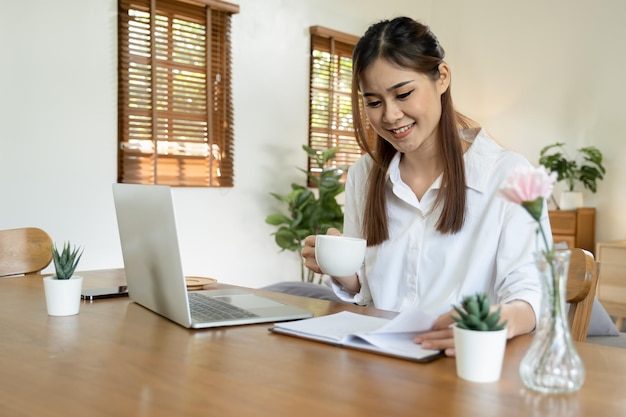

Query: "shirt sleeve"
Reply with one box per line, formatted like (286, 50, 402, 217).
(494, 195, 552, 329)
(329, 156, 373, 306)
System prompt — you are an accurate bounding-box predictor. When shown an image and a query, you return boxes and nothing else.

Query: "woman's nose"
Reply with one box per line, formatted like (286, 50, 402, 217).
(383, 102, 403, 124)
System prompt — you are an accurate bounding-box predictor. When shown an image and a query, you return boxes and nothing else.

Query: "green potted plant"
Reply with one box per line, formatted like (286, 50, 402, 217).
(43, 242, 84, 316)
(538, 143, 606, 210)
(452, 293, 508, 383)
(265, 145, 345, 283)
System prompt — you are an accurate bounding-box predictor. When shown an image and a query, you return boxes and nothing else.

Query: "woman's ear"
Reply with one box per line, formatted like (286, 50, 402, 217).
(437, 63, 451, 94)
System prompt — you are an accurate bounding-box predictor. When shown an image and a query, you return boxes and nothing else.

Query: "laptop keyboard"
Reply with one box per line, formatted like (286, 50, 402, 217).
(188, 292, 259, 321)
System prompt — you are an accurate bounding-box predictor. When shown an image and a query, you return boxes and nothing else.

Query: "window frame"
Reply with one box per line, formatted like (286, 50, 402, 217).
(117, 0, 239, 187)
(307, 26, 362, 184)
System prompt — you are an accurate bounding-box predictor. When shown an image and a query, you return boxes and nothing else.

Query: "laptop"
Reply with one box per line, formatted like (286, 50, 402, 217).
(112, 183, 313, 329)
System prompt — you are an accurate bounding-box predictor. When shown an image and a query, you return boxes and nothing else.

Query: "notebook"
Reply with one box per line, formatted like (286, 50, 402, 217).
(112, 183, 313, 329)
(270, 309, 444, 362)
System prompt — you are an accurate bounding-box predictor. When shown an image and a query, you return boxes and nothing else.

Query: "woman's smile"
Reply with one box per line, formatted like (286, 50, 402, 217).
(388, 122, 415, 139)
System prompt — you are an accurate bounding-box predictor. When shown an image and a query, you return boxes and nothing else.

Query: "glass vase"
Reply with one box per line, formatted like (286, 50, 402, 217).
(519, 249, 585, 394)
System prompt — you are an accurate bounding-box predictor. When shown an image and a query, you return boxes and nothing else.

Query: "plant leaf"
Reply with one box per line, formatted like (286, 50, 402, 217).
(51, 242, 83, 279)
(265, 213, 291, 226)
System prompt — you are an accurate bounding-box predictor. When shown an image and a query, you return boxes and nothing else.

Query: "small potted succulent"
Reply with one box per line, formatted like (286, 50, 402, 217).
(43, 242, 84, 316)
(538, 143, 605, 210)
(452, 293, 508, 383)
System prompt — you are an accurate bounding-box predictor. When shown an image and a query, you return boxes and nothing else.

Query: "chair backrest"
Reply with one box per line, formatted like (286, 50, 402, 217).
(0, 228, 53, 277)
(566, 248, 599, 342)
(595, 242, 626, 332)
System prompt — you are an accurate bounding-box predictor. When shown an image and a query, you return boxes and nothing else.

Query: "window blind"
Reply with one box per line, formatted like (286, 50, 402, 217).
(118, 0, 238, 187)
(308, 26, 362, 180)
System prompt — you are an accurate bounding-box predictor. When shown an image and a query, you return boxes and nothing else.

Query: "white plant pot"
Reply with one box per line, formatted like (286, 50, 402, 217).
(453, 325, 507, 383)
(559, 191, 583, 210)
(43, 276, 83, 316)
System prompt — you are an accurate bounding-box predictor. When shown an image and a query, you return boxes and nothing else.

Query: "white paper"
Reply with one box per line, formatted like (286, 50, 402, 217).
(372, 307, 436, 333)
(273, 311, 389, 343)
(272, 308, 441, 361)
(351, 308, 437, 357)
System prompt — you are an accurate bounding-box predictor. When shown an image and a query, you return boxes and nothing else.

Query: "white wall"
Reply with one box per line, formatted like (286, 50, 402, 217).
(1, 0, 624, 287)
(429, 0, 626, 236)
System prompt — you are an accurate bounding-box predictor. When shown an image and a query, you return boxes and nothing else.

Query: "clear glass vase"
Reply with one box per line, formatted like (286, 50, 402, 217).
(519, 249, 585, 393)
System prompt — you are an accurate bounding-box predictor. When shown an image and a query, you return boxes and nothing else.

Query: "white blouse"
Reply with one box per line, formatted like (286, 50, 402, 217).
(332, 129, 548, 321)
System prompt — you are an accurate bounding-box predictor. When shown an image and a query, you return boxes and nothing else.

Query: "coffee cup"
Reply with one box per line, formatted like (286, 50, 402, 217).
(315, 235, 366, 277)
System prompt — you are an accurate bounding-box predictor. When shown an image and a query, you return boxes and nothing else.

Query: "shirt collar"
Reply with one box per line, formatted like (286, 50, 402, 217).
(463, 128, 500, 193)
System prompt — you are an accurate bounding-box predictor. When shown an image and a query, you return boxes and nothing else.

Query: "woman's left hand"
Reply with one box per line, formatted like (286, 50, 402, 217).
(413, 312, 457, 356)
(414, 300, 536, 357)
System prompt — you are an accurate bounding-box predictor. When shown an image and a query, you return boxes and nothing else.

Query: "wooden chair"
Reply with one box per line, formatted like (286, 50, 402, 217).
(0, 227, 53, 277)
(566, 248, 599, 342)
(595, 241, 626, 332)
(596, 262, 626, 331)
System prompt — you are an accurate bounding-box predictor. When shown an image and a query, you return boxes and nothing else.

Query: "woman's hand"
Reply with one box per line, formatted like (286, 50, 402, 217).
(301, 228, 360, 293)
(414, 300, 535, 357)
(301, 228, 342, 274)
(414, 313, 456, 356)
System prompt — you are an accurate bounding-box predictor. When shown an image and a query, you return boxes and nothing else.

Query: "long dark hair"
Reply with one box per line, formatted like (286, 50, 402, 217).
(351, 17, 473, 246)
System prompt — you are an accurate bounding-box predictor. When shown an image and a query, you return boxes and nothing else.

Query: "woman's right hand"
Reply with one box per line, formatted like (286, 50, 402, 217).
(301, 227, 342, 274)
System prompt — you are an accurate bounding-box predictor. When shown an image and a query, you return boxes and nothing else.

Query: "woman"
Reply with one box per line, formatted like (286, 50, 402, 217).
(301, 17, 549, 356)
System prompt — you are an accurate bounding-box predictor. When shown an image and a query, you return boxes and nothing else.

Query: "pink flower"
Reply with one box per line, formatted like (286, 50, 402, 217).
(499, 165, 557, 250)
(500, 166, 557, 205)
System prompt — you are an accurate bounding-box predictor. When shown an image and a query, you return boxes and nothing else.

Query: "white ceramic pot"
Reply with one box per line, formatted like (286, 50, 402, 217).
(453, 325, 507, 383)
(43, 276, 83, 316)
(559, 191, 583, 210)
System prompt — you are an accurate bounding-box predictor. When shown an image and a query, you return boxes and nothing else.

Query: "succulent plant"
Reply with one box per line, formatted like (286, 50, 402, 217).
(452, 293, 507, 331)
(52, 242, 83, 280)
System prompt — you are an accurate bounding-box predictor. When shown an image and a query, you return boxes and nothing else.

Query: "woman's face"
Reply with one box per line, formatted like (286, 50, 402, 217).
(359, 58, 450, 155)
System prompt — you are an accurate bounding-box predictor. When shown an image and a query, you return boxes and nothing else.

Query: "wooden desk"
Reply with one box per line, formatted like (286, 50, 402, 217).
(1, 270, 626, 417)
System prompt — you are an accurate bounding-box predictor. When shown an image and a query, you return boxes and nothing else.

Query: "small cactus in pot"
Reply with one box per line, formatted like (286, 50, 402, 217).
(452, 293, 507, 331)
(44, 241, 84, 316)
(51, 242, 83, 280)
(452, 293, 509, 383)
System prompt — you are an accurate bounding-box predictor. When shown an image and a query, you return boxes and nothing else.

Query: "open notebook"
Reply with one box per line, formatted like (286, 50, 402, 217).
(270, 308, 444, 362)
(112, 183, 313, 329)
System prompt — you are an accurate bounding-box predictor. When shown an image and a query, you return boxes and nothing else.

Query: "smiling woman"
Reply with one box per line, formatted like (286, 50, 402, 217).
(300, 16, 545, 358)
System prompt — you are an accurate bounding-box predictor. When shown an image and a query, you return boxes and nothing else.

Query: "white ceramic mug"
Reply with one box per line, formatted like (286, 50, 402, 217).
(315, 235, 366, 277)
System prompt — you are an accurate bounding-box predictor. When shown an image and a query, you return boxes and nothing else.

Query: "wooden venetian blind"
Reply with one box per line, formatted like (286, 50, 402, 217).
(308, 26, 362, 179)
(118, 0, 239, 187)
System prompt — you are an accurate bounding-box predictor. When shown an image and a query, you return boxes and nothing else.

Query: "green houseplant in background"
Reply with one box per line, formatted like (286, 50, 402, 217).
(266, 145, 345, 283)
(538, 143, 606, 209)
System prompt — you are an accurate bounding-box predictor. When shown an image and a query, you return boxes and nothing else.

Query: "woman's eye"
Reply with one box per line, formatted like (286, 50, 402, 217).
(397, 90, 414, 100)
(365, 100, 381, 108)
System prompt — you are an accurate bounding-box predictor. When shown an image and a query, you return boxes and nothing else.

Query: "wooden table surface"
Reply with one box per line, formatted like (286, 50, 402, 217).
(1, 270, 625, 417)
